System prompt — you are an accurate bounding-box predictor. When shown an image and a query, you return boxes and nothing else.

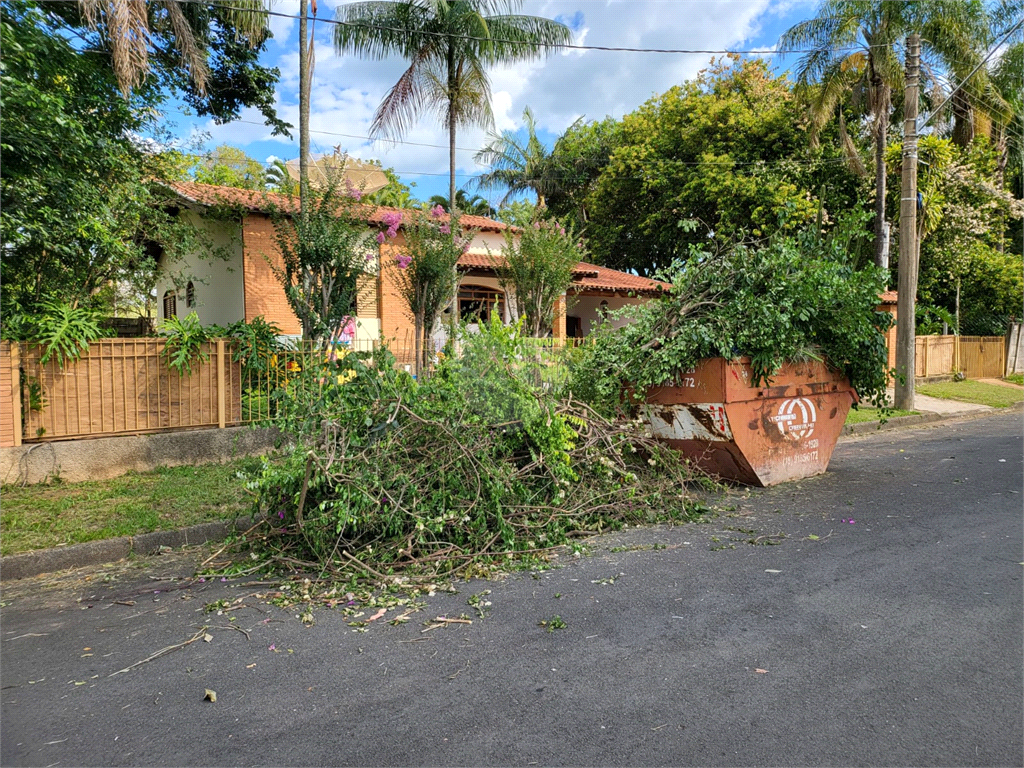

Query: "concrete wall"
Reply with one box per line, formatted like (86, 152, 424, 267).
(1, 426, 281, 486)
(1006, 323, 1023, 374)
(155, 212, 246, 328)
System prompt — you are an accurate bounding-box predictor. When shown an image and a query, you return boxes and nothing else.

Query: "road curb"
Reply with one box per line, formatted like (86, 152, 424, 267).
(0, 518, 257, 582)
(3, 405, 1021, 582)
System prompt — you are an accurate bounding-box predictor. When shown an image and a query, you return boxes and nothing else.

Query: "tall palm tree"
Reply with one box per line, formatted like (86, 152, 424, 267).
(474, 106, 579, 206)
(428, 190, 494, 216)
(779, 0, 989, 269)
(333, 1, 571, 212)
(77, 0, 269, 95)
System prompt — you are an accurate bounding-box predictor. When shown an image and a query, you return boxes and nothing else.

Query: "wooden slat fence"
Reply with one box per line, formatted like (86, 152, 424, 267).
(913, 335, 1005, 379)
(14, 339, 242, 443)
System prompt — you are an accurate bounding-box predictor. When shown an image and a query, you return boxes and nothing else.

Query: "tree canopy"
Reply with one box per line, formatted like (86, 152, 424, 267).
(583, 57, 861, 276)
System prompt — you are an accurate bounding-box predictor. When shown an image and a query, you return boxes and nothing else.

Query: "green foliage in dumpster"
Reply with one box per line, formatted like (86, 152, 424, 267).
(570, 230, 894, 413)
(242, 317, 707, 580)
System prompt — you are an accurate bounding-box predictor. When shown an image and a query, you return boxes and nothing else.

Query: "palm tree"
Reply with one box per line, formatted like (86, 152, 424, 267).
(779, 0, 989, 268)
(333, 0, 571, 212)
(474, 106, 579, 206)
(428, 190, 494, 216)
(76, 0, 269, 95)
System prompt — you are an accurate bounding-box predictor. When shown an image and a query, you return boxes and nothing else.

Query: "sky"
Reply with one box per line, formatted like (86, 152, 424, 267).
(165, 0, 821, 204)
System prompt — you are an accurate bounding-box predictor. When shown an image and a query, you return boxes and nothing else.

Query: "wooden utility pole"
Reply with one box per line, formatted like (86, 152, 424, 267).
(298, 0, 312, 220)
(894, 33, 920, 410)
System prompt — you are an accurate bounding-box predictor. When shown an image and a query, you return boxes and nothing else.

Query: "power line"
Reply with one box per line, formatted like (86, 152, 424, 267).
(920, 17, 1024, 128)
(170, 0, 889, 57)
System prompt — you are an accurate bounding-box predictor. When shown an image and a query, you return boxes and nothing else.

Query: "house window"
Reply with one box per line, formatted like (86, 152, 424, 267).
(186, 281, 196, 308)
(458, 286, 505, 323)
(163, 291, 177, 320)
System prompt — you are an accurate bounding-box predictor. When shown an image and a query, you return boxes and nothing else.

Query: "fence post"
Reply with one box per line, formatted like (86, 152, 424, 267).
(922, 337, 929, 377)
(10, 342, 22, 447)
(217, 339, 226, 429)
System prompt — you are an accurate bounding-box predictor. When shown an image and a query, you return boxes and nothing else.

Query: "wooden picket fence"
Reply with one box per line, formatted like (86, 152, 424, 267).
(914, 335, 1005, 379)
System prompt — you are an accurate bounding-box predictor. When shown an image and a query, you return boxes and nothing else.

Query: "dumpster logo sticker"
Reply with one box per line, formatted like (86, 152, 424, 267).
(771, 397, 816, 440)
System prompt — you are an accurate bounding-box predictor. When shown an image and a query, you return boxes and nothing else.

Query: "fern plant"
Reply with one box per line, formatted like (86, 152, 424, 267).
(158, 312, 211, 375)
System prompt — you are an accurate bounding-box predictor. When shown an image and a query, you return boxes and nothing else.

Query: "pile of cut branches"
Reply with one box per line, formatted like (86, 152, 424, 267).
(240, 318, 707, 582)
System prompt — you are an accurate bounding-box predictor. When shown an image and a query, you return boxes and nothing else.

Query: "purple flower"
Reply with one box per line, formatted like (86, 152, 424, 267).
(558, 226, 565, 236)
(533, 222, 541, 230)
(199, 578, 205, 583)
(439, 223, 451, 235)
(429, 204, 445, 219)
(278, 510, 285, 519)
(386, 226, 399, 239)
(395, 254, 413, 269)
(221, 577, 228, 582)
(381, 211, 402, 229)
(346, 181, 363, 201)
(376, 231, 386, 244)
(365, 253, 376, 262)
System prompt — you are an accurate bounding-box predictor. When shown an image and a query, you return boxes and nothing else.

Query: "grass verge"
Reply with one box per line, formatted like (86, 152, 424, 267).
(1, 459, 260, 556)
(1004, 373, 1023, 386)
(845, 407, 918, 425)
(917, 380, 1024, 409)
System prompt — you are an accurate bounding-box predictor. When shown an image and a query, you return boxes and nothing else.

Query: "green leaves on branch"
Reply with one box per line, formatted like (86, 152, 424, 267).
(493, 214, 584, 337)
(158, 313, 211, 376)
(571, 232, 894, 413)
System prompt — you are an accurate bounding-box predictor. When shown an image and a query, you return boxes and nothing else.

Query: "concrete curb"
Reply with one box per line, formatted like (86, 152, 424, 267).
(0, 518, 259, 582)
(3, 404, 1021, 582)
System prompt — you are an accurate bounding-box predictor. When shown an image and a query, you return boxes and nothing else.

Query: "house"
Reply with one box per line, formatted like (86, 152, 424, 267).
(154, 181, 666, 348)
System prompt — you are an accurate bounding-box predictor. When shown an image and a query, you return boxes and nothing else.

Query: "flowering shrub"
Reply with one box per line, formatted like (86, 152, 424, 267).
(389, 205, 472, 373)
(269, 181, 397, 346)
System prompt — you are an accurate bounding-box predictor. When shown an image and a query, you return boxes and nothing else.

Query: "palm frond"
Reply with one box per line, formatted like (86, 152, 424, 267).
(162, 0, 208, 93)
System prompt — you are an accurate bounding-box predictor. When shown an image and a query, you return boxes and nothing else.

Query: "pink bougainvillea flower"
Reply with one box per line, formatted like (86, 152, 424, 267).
(439, 223, 451, 235)
(376, 231, 386, 244)
(381, 211, 402, 229)
(533, 221, 541, 229)
(395, 254, 413, 269)
(346, 181, 363, 201)
(558, 226, 566, 236)
(365, 253, 376, 262)
(429, 204, 445, 219)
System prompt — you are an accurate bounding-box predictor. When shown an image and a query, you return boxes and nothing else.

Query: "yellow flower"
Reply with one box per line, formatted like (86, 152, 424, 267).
(336, 370, 356, 385)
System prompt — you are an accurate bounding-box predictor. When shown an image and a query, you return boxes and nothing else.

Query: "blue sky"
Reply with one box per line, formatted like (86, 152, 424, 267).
(165, 0, 820, 203)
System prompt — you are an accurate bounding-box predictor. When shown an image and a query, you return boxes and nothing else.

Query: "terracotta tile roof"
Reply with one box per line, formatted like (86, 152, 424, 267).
(568, 262, 669, 296)
(879, 290, 898, 305)
(161, 180, 509, 233)
(456, 254, 666, 296)
(162, 181, 665, 296)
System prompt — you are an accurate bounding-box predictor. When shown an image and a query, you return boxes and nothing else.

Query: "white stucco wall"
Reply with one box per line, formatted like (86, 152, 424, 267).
(568, 295, 646, 336)
(154, 213, 245, 327)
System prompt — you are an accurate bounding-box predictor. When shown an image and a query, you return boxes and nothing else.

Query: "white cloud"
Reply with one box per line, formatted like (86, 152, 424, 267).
(188, 0, 795, 194)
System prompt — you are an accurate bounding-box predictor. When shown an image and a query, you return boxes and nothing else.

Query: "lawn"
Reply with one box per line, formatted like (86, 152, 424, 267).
(918, 380, 1024, 409)
(1005, 373, 1023, 386)
(1, 459, 261, 556)
(845, 407, 917, 425)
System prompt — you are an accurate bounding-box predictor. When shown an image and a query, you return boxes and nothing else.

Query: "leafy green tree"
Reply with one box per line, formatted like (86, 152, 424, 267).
(0, 1, 203, 316)
(585, 57, 852, 276)
(427, 190, 494, 216)
(885, 136, 1024, 334)
(366, 166, 419, 208)
(779, 0, 991, 268)
(193, 144, 268, 189)
(493, 216, 583, 337)
(545, 116, 622, 226)
(269, 182, 394, 345)
(265, 158, 296, 194)
(333, 0, 571, 209)
(390, 205, 471, 371)
(55, 0, 288, 133)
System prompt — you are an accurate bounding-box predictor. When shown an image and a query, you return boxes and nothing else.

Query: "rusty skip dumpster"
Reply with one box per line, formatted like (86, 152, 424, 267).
(643, 357, 857, 486)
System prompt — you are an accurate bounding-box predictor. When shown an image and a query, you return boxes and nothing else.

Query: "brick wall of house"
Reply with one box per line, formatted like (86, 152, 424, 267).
(242, 213, 303, 335)
(379, 235, 416, 350)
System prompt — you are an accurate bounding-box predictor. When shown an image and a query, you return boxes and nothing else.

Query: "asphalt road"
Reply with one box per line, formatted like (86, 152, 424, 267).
(2, 412, 1021, 767)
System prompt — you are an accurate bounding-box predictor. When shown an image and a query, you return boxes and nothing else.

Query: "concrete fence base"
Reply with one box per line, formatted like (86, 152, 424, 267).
(0, 426, 283, 486)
